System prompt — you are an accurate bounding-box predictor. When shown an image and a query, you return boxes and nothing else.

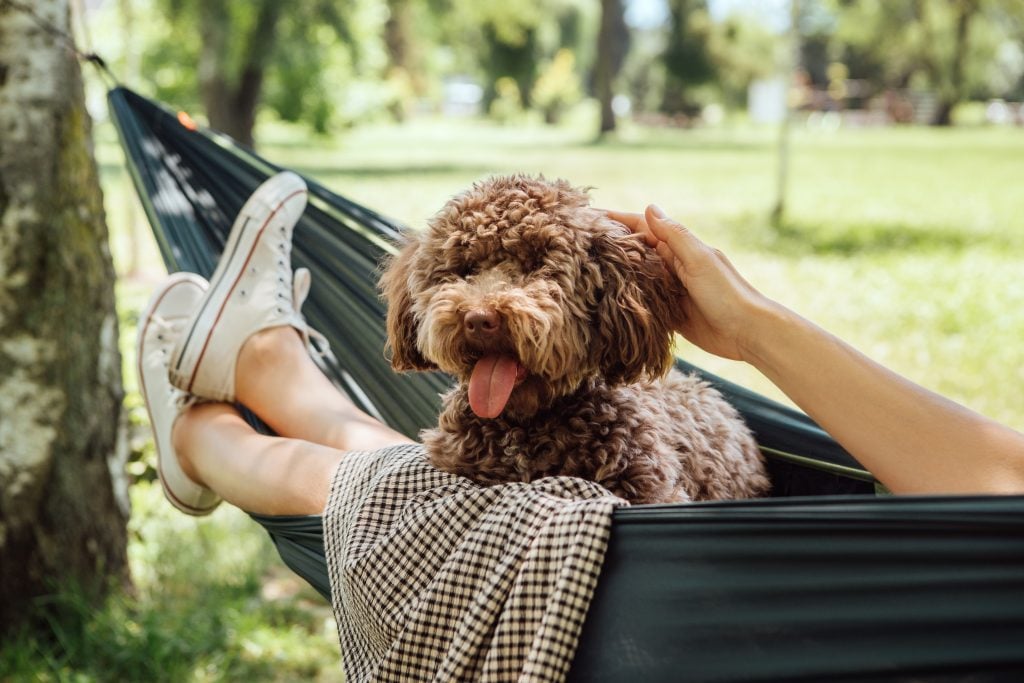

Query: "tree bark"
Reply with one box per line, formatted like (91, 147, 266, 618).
(0, 0, 127, 632)
(198, 0, 282, 148)
(595, 0, 626, 135)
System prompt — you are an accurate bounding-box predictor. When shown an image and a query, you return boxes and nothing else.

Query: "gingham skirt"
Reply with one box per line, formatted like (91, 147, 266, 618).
(321, 443, 624, 682)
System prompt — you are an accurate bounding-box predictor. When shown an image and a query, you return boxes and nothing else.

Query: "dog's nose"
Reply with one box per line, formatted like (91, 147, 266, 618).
(464, 309, 501, 338)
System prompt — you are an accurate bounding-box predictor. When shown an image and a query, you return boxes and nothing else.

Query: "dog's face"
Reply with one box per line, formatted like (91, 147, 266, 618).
(380, 175, 686, 419)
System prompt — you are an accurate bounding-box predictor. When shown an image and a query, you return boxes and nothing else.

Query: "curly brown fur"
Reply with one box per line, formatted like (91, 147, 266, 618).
(379, 174, 769, 504)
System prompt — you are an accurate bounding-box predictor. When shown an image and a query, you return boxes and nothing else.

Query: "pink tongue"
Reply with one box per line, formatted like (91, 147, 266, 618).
(468, 354, 520, 418)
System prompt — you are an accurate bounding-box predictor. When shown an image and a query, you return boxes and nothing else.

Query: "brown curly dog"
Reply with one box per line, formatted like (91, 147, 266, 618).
(380, 175, 769, 504)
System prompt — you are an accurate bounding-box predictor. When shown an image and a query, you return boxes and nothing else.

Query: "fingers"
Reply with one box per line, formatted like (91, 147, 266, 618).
(655, 241, 682, 280)
(603, 209, 643, 230)
(604, 209, 659, 247)
(645, 205, 716, 268)
(606, 206, 712, 265)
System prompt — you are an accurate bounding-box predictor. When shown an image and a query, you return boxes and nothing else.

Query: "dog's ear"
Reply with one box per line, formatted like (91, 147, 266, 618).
(590, 220, 686, 384)
(379, 234, 437, 371)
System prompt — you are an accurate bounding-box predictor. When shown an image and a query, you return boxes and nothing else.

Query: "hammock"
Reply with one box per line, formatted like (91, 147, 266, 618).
(109, 87, 1024, 681)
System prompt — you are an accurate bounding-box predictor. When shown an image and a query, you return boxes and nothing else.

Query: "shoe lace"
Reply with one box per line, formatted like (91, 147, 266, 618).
(146, 314, 206, 409)
(291, 267, 338, 370)
(174, 391, 211, 413)
(147, 314, 184, 344)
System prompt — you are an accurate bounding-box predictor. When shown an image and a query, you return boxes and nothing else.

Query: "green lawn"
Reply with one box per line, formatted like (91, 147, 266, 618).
(13, 114, 1018, 680)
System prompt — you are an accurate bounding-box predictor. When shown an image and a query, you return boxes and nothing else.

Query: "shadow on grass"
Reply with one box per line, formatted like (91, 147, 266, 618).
(581, 129, 773, 153)
(591, 138, 770, 154)
(749, 218, 1012, 257)
(287, 162, 493, 179)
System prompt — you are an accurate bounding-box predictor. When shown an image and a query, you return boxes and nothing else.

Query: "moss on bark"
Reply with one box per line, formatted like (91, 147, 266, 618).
(0, 0, 127, 632)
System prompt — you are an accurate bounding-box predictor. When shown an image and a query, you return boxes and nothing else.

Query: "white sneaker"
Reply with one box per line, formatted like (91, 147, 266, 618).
(137, 273, 221, 516)
(168, 171, 331, 403)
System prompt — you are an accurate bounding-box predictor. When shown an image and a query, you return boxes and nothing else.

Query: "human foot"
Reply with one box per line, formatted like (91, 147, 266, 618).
(168, 171, 330, 402)
(137, 273, 221, 516)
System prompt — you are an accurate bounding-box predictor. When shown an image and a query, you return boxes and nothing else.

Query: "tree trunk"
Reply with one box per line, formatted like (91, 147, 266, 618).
(384, 0, 419, 122)
(595, 0, 626, 135)
(198, 0, 282, 148)
(0, 0, 128, 632)
(925, 0, 978, 126)
(661, 0, 714, 116)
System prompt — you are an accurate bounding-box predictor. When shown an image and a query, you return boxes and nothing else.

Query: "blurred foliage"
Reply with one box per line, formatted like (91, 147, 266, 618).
(661, 0, 717, 114)
(92, 0, 395, 142)
(806, 0, 1024, 122)
(708, 13, 780, 107)
(490, 76, 526, 123)
(533, 49, 585, 123)
(86, 0, 1024, 139)
(445, 0, 594, 110)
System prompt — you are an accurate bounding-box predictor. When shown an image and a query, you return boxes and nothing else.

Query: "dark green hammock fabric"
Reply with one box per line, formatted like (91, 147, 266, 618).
(110, 87, 1024, 681)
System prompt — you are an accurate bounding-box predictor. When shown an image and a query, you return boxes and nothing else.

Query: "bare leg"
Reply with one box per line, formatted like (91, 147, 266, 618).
(172, 403, 347, 515)
(234, 326, 413, 451)
(172, 326, 414, 515)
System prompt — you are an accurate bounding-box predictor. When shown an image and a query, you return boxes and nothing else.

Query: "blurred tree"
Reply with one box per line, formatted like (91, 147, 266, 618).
(661, 0, 716, 116)
(0, 0, 127, 631)
(490, 75, 526, 122)
(594, 0, 628, 133)
(196, 1, 283, 147)
(442, 0, 592, 117)
(918, 0, 981, 125)
(384, 0, 418, 120)
(708, 12, 779, 108)
(532, 48, 584, 124)
(261, 2, 360, 134)
(480, 15, 542, 109)
(157, 0, 356, 146)
(382, 0, 455, 120)
(827, 0, 1024, 124)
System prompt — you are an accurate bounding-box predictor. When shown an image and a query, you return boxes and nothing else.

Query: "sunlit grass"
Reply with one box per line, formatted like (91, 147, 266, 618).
(1, 482, 343, 682)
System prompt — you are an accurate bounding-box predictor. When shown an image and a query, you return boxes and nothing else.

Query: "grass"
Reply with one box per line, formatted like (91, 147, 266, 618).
(1, 482, 343, 682)
(8, 109, 1021, 680)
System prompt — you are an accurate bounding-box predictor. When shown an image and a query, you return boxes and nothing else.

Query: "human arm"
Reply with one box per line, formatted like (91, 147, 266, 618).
(608, 206, 1024, 495)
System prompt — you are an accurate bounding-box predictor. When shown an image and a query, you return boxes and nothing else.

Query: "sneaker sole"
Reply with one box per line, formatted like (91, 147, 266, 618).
(169, 173, 308, 398)
(137, 273, 220, 516)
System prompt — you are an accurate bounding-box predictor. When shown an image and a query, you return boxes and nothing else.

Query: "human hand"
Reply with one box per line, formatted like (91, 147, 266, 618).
(606, 206, 778, 362)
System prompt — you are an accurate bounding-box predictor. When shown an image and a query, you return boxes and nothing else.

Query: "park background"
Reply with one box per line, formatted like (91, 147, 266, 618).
(1, 0, 1023, 679)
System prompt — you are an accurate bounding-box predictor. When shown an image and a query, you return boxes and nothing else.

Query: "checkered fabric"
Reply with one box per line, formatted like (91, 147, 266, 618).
(323, 443, 625, 682)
